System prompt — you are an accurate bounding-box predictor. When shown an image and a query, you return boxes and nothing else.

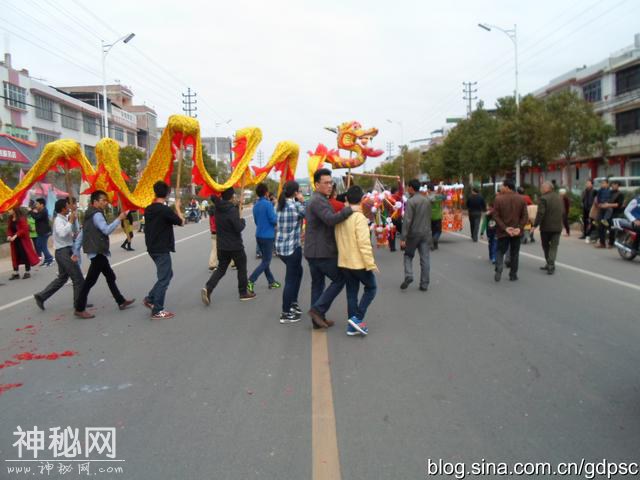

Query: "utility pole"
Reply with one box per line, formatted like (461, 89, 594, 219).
(182, 88, 198, 117)
(463, 81, 478, 117)
(386, 141, 394, 160)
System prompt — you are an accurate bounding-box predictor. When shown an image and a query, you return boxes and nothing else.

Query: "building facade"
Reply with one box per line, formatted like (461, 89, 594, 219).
(534, 33, 640, 188)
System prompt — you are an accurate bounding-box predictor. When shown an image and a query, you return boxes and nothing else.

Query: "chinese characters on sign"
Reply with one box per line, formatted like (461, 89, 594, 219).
(12, 426, 117, 459)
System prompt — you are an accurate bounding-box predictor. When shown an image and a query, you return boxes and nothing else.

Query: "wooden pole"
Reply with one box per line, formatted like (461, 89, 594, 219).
(64, 159, 73, 200)
(348, 172, 401, 180)
(238, 171, 247, 213)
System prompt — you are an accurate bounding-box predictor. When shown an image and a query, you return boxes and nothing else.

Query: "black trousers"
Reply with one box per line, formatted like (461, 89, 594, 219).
(37, 247, 84, 305)
(495, 236, 521, 276)
(75, 254, 125, 311)
(469, 213, 482, 241)
(205, 249, 248, 295)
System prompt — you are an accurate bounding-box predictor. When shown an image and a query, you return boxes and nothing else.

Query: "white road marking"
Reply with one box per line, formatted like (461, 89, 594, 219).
(447, 231, 640, 292)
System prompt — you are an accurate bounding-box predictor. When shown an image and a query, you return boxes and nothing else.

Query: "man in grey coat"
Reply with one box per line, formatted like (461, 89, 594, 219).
(533, 181, 563, 275)
(400, 179, 432, 291)
(304, 168, 354, 329)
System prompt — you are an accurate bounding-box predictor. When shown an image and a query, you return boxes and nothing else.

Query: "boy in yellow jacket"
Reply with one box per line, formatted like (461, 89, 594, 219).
(335, 185, 378, 336)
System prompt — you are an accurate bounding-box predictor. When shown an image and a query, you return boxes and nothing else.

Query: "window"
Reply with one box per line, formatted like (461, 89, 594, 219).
(113, 126, 124, 141)
(34, 95, 54, 121)
(615, 108, 640, 135)
(83, 113, 97, 135)
(84, 145, 96, 163)
(3, 82, 26, 109)
(582, 79, 602, 103)
(60, 105, 79, 130)
(5, 125, 30, 140)
(630, 160, 640, 177)
(616, 64, 640, 96)
(36, 132, 59, 156)
(126, 131, 136, 146)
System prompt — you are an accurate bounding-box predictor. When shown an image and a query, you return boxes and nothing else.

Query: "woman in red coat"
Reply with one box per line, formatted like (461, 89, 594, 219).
(6, 207, 40, 280)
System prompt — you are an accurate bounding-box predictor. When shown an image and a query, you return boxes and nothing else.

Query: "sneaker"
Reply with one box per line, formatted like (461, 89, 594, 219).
(400, 278, 413, 290)
(22, 273, 31, 279)
(151, 310, 175, 320)
(268, 281, 282, 289)
(118, 299, 135, 310)
(239, 292, 256, 301)
(279, 312, 301, 324)
(143, 297, 154, 310)
(346, 323, 360, 336)
(201, 287, 211, 306)
(34, 294, 45, 311)
(348, 316, 368, 335)
(290, 302, 302, 315)
(585, 237, 591, 244)
(247, 280, 255, 293)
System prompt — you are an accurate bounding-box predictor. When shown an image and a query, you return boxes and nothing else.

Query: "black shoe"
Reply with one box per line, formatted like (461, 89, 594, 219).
(419, 286, 428, 291)
(509, 274, 518, 281)
(290, 302, 303, 315)
(126, 247, 135, 251)
(400, 278, 413, 290)
(34, 294, 45, 310)
(121, 243, 128, 250)
(540, 265, 549, 271)
(494, 270, 502, 282)
(578, 236, 586, 240)
(547, 267, 555, 275)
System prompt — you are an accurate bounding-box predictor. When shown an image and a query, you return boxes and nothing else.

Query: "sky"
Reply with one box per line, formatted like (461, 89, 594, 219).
(1, 0, 639, 178)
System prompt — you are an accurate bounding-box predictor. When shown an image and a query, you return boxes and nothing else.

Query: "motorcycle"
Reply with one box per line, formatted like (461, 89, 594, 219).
(185, 206, 200, 224)
(612, 218, 638, 261)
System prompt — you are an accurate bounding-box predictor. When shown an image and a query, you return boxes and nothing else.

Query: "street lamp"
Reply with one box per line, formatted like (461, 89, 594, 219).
(101, 33, 135, 138)
(479, 22, 521, 185)
(387, 118, 405, 182)
(214, 119, 232, 182)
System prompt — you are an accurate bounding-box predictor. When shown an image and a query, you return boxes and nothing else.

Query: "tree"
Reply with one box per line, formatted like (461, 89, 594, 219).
(0, 163, 20, 187)
(420, 144, 445, 181)
(119, 146, 145, 190)
(546, 90, 604, 188)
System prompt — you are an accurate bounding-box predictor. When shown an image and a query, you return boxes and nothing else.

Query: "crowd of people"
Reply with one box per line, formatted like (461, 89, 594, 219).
(4, 172, 639, 335)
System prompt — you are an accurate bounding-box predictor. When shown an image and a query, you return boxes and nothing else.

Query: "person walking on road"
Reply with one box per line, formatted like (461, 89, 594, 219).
(466, 188, 486, 242)
(559, 189, 571, 236)
(74, 190, 135, 319)
(208, 197, 218, 271)
(201, 187, 256, 306)
(120, 211, 135, 251)
(305, 168, 354, 329)
(400, 179, 432, 291)
(493, 179, 529, 282)
(143, 181, 185, 319)
(275, 181, 306, 324)
(580, 179, 596, 240)
(248, 183, 281, 293)
(336, 185, 378, 336)
(31, 198, 54, 266)
(34, 199, 85, 310)
(7, 207, 39, 280)
(533, 182, 563, 275)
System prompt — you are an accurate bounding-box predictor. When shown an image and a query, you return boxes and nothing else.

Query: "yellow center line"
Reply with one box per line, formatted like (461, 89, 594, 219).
(312, 329, 342, 480)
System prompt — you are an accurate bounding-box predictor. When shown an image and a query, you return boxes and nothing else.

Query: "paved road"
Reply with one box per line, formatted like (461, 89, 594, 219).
(0, 219, 638, 479)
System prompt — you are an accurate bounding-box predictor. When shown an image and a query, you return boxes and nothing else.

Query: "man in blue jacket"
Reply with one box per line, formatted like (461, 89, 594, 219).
(248, 183, 280, 293)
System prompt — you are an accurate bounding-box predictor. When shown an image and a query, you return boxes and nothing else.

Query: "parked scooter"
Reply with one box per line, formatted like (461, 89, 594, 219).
(612, 218, 638, 261)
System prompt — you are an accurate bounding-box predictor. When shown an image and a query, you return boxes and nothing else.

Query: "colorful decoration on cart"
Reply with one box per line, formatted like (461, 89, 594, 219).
(362, 189, 404, 247)
(307, 121, 384, 184)
(436, 183, 465, 232)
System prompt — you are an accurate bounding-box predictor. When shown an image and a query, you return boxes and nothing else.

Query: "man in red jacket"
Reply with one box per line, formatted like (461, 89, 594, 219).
(493, 179, 529, 282)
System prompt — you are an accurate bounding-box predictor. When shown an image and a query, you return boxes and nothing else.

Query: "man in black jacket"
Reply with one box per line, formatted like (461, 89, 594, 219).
(31, 198, 54, 266)
(579, 179, 596, 240)
(201, 187, 256, 305)
(466, 188, 486, 242)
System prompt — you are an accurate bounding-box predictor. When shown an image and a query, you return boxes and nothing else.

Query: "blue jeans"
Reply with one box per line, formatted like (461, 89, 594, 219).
(342, 268, 377, 321)
(36, 235, 53, 263)
(307, 257, 345, 316)
(249, 238, 275, 284)
(278, 246, 303, 313)
(487, 230, 497, 262)
(147, 253, 173, 314)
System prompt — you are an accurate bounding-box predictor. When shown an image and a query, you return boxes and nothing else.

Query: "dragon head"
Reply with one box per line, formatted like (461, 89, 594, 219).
(325, 121, 379, 151)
